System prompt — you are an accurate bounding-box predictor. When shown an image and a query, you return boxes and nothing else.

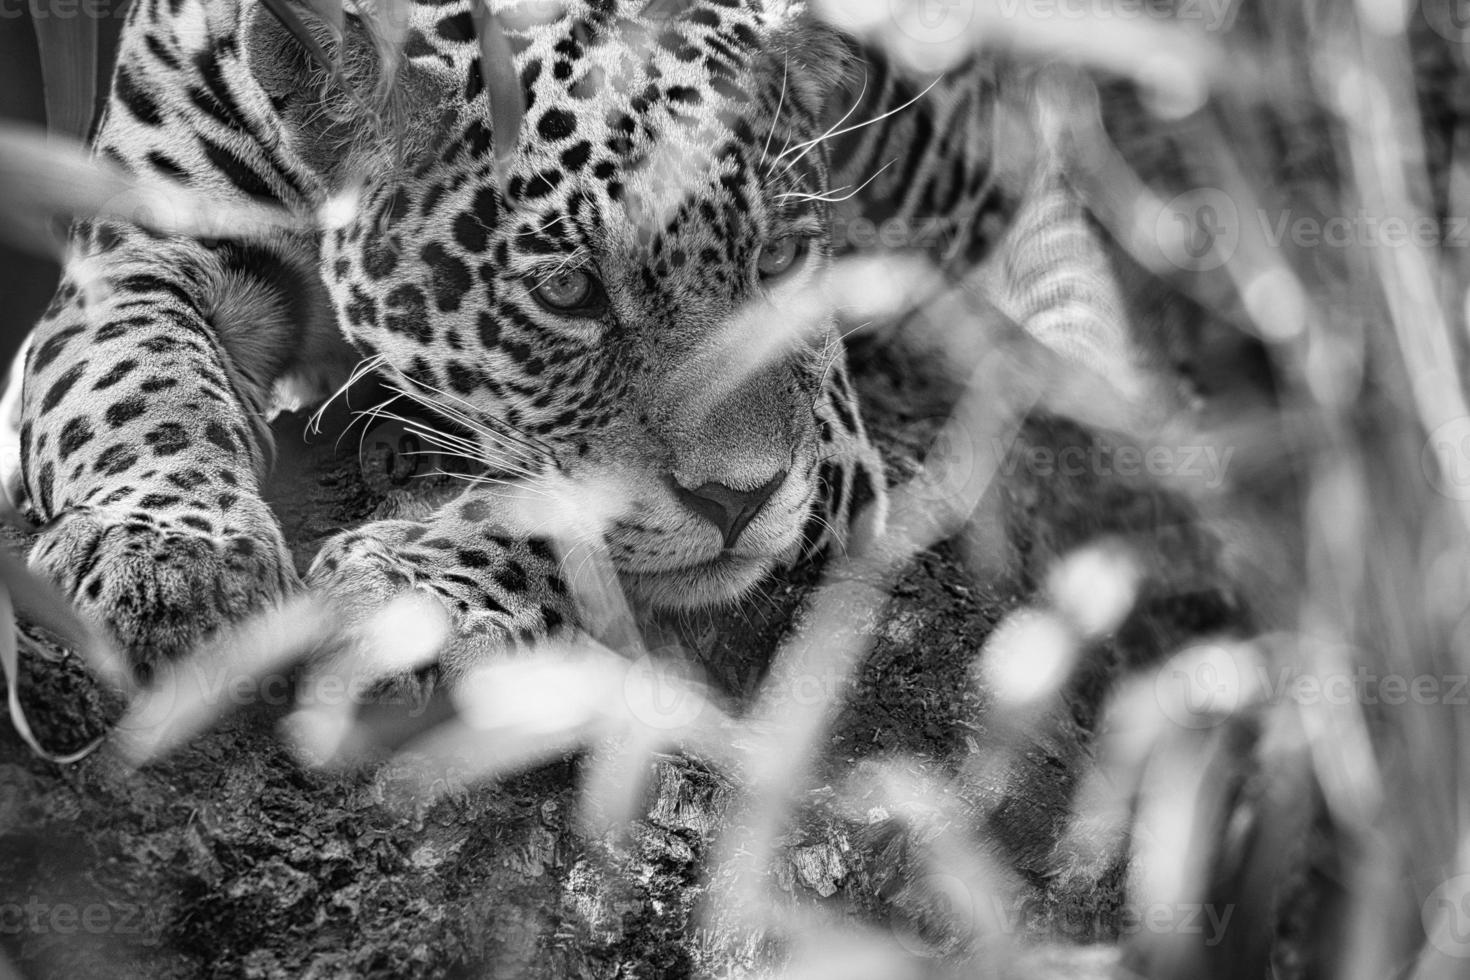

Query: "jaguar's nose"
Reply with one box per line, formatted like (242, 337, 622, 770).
(672, 471, 787, 549)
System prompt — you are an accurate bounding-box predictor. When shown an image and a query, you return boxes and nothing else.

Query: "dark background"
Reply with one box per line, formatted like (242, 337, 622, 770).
(1, 7, 126, 368)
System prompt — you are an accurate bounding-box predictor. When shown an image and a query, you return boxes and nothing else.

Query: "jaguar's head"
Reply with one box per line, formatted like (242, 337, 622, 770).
(250, 0, 869, 608)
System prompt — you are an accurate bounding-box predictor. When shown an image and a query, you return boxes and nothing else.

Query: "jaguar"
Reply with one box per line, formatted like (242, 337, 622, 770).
(0, 0, 1136, 684)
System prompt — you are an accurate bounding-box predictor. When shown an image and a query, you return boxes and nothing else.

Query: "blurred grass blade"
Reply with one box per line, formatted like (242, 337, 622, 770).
(281, 592, 449, 767)
(0, 122, 303, 257)
(259, 0, 374, 115)
(115, 597, 342, 766)
(368, 0, 413, 94)
(394, 649, 625, 798)
(304, 0, 345, 44)
(260, 0, 340, 69)
(577, 729, 660, 837)
(679, 257, 938, 419)
(471, 2, 525, 198)
(0, 548, 92, 652)
(559, 534, 643, 655)
(1, 587, 103, 764)
(0, 545, 128, 690)
(470, 475, 644, 654)
(710, 340, 1043, 923)
(816, 0, 1225, 96)
(31, 12, 98, 142)
(389, 645, 727, 811)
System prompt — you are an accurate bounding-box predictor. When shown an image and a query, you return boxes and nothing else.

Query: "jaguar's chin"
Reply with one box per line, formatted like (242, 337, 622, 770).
(622, 552, 780, 611)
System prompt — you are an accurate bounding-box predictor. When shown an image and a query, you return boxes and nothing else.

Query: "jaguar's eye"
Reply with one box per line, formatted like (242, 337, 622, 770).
(530, 269, 606, 315)
(757, 236, 805, 280)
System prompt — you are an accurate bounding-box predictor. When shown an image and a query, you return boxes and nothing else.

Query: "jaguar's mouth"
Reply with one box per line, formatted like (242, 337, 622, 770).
(621, 551, 777, 610)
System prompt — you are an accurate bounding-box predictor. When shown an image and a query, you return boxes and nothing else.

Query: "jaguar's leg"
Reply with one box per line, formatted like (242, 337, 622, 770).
(17, 224, 308, 665)
(306, 496, 578, 683)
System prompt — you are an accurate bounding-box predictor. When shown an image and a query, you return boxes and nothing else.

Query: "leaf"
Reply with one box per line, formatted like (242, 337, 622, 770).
(30, 10, 98, 141)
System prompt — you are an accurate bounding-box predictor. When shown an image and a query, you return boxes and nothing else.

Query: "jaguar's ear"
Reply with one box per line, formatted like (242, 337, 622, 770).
(762, 14, 860, 120)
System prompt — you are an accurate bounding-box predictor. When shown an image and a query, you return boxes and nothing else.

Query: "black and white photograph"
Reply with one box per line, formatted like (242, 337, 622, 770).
(0, 0, 1460, 976)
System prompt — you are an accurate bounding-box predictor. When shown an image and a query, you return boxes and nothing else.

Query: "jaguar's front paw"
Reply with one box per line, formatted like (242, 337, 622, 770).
(28, 502, 295, 667)
(306, 519, 575, 682)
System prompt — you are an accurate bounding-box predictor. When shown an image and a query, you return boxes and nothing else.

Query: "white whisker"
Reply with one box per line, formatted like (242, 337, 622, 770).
(776, 160, 896, 205)
(309, 353, 389, 438)
(393, 374, 553, 460)
(759, 58, 791, 170)
(775, 66, 871, 166)
(776, 75, 942, 174)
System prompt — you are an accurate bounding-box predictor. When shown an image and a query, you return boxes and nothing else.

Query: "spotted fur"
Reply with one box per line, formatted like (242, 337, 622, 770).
(3, 0, 1124, 678)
